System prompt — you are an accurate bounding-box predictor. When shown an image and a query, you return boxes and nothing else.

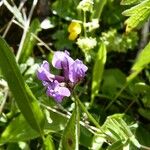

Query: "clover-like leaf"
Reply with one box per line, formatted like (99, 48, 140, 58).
(122, 0, 150, 32)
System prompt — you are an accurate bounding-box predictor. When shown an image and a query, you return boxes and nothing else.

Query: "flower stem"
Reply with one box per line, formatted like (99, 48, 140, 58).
(74, 94, 101, 129)
(73, 94, 113, 143)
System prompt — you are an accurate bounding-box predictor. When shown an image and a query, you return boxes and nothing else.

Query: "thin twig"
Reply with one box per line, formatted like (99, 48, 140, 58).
(27, 0, 38, 24)
(0, 24, 8, 33)
(141, 144, 150, 150)
(105, 83, 128, 111)
(13, 19, 53, 53)
(16, 0, 38, 62)
(124, 100, 136, 113)
(40, 102, 98, 134)
(2, 0, 27, 38)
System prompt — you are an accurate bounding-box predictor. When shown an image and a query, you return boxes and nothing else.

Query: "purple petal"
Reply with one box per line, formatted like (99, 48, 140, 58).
(46, 80, 70, 102)
(42, 60, 50, 71)
(52, 51, 74, 69)
(69, 59, 88, 83)
(54, 86, 71, 102)
(52, 51, 74, 80)
(37, 61, 54, 81)
(57, 86, 71, 97)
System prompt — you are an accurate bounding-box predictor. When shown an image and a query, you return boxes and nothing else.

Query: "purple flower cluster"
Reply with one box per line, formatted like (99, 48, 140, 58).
(37, 51, 88, 102)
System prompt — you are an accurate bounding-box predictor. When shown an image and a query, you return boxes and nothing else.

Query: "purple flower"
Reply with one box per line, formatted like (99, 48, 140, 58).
(52, 51, 88, 83)
(37, 51, 88, 102)
(46, 80, 70, 102)
(37, 61, 70, 102)
(69, 59, 88, 83)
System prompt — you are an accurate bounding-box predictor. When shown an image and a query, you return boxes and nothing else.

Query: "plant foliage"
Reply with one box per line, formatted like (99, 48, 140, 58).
(0, 0, 150, 149)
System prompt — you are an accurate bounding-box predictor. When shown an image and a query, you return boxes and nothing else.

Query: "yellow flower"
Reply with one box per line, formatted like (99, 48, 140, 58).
(68, 21, 81, 41)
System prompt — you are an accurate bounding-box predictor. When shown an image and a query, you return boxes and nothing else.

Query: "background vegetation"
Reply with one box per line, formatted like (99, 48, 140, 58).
(0, 0, 150, 149)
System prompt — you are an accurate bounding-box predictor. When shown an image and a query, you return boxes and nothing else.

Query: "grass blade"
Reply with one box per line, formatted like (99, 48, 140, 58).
(18, 19, 41, 63)
(92, 0, 107, 19)
(0, 36, 45, 133)
(91, 42, 107, 105)
(127, 42, 150, 82)
(59, 101, 80, 150)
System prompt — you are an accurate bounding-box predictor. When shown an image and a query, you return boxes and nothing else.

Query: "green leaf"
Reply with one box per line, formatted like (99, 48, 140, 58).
(92, 114, 140, 149)
(18, 19, 41, 63)
(91, 134, 105, 150)
(0, 110, 68, 144)
(91, 42, 107, 105)
(0, 108, 92, 147)
(121, 0, 142, 5)
(102, 69, 126, 98)
(52, 0, 79, 19)
(107, 140, 124, 150)
(0, 37, 45, 133)
(92, 0, 107, 19)
(6, 143, 21, 150)
(136, 125, 150, 147)
(79, 126, 93, 148)
(43, 135, 55, 150)
(0, 115, 38, 144)
(132, 82, 150, 94)
(122, 0, 150, 32)
(138, 108, 150, 120)
(59, 102, 80, 150)
(127, 42, 150, 82)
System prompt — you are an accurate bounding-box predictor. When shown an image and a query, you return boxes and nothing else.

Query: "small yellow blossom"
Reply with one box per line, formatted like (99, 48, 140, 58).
(68, 21, 81, 41)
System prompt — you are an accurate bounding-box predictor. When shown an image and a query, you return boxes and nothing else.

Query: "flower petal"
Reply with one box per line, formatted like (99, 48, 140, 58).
(57, 86, 71, 97)
(46, 80, 70, 102)
(69, 59, 88, 83)
(37, 61, 54, 81)
(52, 51, 74, 69)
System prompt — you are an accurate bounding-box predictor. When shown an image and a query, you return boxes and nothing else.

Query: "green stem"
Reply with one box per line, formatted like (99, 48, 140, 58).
(92, 0, 107, 20)
(105, 71, 139, 111)
(140, 144, 150, 150)
(73, 94, 114, 143)
(74, 94, 101, 129)
(124, 100, 136, 113)
(105, 83, 128, 111)
(75, 95, 80, 148)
